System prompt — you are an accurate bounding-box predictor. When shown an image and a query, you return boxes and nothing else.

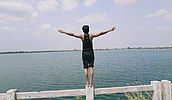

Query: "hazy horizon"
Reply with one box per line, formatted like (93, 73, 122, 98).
(0, 0, 172, 52)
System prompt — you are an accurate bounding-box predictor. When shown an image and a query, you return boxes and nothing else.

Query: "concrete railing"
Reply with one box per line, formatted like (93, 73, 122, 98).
(0, 80, 171, 100)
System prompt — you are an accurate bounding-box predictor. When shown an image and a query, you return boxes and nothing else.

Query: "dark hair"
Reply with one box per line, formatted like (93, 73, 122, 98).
(82, 25, 89, 34)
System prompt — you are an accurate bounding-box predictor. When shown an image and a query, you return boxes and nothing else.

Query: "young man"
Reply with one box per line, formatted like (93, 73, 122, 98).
(58, 25, 116, 87)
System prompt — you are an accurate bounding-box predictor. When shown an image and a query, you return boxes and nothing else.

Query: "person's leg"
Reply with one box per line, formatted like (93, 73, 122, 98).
(84, 68, 89, 87)
(89, 67, 94, 87)
(88, 51, 94, 87)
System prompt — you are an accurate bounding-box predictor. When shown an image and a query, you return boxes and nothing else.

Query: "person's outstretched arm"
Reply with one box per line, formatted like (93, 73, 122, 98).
(92, 27, 116, 38)
(58, 30, 82, 39)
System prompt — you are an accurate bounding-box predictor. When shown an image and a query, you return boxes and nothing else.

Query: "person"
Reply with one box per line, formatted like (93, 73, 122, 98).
(58, 25, 116, 87)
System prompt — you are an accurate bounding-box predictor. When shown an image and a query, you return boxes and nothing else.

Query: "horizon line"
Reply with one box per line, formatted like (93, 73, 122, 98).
(0, 46, 172, 54)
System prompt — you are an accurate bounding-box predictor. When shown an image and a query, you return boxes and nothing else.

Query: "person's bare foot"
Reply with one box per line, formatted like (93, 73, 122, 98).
(85, 83, 89, 87)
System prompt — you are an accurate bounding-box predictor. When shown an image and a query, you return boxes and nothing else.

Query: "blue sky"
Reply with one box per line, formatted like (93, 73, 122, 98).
(0, 0, 172, 51)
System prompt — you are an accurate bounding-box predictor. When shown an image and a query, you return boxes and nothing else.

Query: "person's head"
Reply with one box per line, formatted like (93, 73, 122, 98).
(82, 25, 89, 34)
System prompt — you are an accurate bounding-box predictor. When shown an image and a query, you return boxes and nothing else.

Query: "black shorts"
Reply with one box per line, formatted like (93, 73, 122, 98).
(82, 50, 94, 69)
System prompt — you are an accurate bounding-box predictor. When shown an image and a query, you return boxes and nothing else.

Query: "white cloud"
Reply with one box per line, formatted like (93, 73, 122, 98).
(22, 28, 31, 32)
(0, 14, 25, 22)
(39, 24, 55, 30)
(132, 25, 147, 30)
(154, 27, 166, 31)
(154, 26, 172, 32)
(0, 0, 33, 11)
(58, 23, 86, 35)
(84, 0, 98, 7)
(58, 0, 79, 11)
(114, 0, 139, 6)
(146, 9, 168, 18)
(146, 9, 172, 21)
(77, 13, 108, 24)
(0, 0, 38, 22)
(38, 24, 56, 35)
(0, 27, 16, 33)
(36, 0, 58, 11)
(165, 14, 172, 21)
(37, 0, 80, 11)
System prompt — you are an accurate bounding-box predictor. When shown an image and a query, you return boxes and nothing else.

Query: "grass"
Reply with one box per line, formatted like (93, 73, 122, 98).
(75, 96, 84, 100)
(124, 91, 152, 100)
(123, 82, 153, 100)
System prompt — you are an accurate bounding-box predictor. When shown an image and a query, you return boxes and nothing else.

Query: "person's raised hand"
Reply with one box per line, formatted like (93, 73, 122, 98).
(110, 27, 116, 31)
(58, 29, 63, 33)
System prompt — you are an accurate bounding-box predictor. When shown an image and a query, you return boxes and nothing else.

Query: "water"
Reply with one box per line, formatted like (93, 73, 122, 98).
(0, 49, 172, 99)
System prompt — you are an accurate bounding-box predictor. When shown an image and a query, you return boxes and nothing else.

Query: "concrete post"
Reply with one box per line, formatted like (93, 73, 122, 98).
(6, 89, 17, 100)
(86, 86, 94, 100)
(161, 80, 171, 100)
(151, 81, 161, 100)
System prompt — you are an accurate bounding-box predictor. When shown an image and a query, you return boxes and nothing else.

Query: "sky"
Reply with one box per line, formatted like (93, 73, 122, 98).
(0, 0, 172, 52)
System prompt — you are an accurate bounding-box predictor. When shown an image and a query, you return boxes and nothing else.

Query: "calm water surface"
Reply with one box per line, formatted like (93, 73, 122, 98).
(0, 49, 172, 99)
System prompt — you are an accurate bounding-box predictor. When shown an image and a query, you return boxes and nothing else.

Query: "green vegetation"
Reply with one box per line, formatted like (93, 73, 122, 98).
(75, 96, 84, 100)
(124, 91, 152, 100)
(123, 82, 152, 100)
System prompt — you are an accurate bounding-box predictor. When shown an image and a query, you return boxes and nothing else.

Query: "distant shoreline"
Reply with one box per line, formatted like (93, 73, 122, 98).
(0, 46, 172, 54)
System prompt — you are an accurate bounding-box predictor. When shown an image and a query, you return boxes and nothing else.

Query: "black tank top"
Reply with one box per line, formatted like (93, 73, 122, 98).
(82, 34, 93, 51)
